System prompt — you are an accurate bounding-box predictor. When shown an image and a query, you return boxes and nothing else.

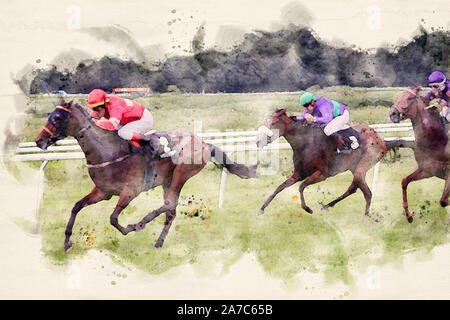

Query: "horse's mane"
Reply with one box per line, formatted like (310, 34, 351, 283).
(287, 114, 325, 130)
(425, 105, 443, 121)
(73, 102, 95, 124)
(72, 102, 123, 140)
(417, 96, 445, 128)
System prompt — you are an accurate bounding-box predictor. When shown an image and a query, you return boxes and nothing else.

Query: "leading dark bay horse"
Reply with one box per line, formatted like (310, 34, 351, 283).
(35, 99, 257, 252)
(389, 86, 449, 223)
(256, 109, 403, 216)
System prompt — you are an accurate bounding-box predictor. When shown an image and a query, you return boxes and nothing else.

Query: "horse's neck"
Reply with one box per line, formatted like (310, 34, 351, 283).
(71, 106, 131, 164)
(284, 122, 320, 151)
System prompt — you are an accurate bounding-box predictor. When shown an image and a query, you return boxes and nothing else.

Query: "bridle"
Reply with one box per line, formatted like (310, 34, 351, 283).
(258, 110, 288, 141)
(42, 104, 90, 141)
(392, 88, 419, 120)
(42, 105, 70, 137)
(40, 104, 129, 169)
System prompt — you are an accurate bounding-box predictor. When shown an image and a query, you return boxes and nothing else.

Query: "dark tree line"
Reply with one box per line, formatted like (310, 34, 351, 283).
(27, 26, 449, 94)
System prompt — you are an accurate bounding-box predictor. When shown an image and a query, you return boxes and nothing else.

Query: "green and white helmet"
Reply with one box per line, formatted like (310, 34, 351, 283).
(299, 92, 316, 107)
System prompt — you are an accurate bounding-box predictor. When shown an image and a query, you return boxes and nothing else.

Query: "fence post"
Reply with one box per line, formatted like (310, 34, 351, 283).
(371, 161, 380, 197)
(218, 151, 233, 208)
(32, 160, 48, 234)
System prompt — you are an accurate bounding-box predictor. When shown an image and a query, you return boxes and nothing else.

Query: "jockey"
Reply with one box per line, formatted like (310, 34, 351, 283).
(424, 71, 450, 122)
(85, 89, 173, 158)
(299, 91, 356, 152)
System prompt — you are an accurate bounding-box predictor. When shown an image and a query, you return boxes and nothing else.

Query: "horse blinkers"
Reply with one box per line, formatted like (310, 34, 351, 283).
(36, 105, 71, 149)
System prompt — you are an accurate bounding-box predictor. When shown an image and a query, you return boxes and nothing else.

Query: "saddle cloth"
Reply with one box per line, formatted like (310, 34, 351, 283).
(337, 127, 361, 150)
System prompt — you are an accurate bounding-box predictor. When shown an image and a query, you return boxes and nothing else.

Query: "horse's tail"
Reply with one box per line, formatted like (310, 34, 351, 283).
(384, 138, 415, 151)
(207, 143, 258, 179)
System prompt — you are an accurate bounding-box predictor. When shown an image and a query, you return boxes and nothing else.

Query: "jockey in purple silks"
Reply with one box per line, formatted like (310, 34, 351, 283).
(298, 92, 358, 153)
(424, 71, 450, 122)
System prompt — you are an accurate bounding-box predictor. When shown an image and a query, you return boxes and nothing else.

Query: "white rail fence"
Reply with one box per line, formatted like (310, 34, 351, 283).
(14, 123, 415, 231)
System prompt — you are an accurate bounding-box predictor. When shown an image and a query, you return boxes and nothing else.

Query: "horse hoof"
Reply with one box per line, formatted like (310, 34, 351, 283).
(256, 209, 264, 216)
(440, 200, 448, 207)
(303, 207, 313, 214)
(407, 214, 414, 223)
(321, 206, 329, 211)
(135, 222, 146, 231)
(154, 242, 163, 248)
(64, 242, 73, 253)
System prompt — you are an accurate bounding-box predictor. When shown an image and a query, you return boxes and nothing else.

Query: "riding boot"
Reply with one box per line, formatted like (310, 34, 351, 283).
(329, 132, 351, 154)
(330, 132, 345, 148)
(138, 134, 175, 159)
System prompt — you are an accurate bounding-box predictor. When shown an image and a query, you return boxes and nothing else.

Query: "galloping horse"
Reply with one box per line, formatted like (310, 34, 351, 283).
(389, 86, 449, 223)
(35, 99, 257, 251)
(256, 109, 399, 216)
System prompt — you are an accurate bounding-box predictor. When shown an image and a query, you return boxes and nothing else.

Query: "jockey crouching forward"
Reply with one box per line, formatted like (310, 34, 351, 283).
(85, 89, 174, 158)
(299, 91, 358, 154)
(424, 71, 450, 123)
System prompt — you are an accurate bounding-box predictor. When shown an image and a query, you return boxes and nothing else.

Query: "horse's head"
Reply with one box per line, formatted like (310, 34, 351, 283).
(35, 98, 74, 150)
(256, 108, 291, 148)
(389, 86, 422, 123)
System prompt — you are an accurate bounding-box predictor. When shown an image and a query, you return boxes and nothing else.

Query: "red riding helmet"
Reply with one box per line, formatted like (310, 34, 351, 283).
(86, 89, 110, 108)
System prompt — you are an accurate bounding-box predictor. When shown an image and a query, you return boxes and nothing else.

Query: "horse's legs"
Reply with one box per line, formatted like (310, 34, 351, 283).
(64, 187, 110, 253)
(358, 179, 372, 216)
(153, 180, 177, 248)
(402, 167, 430, 223)
(109, 186, 139, 235)
(299, 170, 327, 214)
(321, 181, 358, 211)
(134, 165, 203, 247)
(321, 172, 372, 216)
(439, 176, 450, 207)
(256, 171, 300, 216)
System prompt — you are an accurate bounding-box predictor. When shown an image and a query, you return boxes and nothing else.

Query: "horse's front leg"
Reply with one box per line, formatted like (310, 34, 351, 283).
(110, 187, 139, 235)
(65, 187, 110, 253)
(299, 170, 327, 214)
(402, 167, 430, 223)
(256, 171, 300, 216)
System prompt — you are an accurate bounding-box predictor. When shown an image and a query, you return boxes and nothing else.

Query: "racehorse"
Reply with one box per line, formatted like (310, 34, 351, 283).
(389, 86, 449, 223)
(35, 99, 257, 252)
(256, 108, 400, 216)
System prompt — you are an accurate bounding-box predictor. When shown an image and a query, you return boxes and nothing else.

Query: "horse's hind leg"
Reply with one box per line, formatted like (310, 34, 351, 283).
(109, 186, 139, 235)
(321, 181, 358, 212)
(358, 179, 372, 216)
(134, 165, 204, 247)
(64, 187, 110, 253)
(155, 210, 176, 248)
(321, 173, 372, 216)
(154, 183, 177, 248)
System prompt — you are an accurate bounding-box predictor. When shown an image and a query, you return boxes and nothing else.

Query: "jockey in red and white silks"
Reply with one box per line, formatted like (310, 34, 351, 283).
(85, 89, 173, 157)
